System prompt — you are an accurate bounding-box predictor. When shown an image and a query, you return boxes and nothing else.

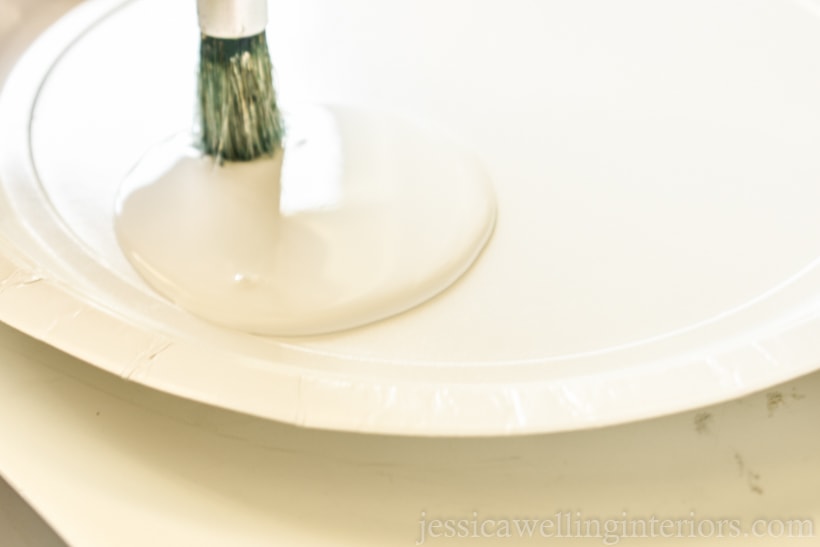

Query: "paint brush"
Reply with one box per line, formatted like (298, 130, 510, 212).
(196, 0, 284, 162)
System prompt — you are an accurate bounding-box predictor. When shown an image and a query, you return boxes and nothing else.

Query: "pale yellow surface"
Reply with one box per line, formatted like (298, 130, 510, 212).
(0, 3, 21, 39)
(0, 320, 819, 546)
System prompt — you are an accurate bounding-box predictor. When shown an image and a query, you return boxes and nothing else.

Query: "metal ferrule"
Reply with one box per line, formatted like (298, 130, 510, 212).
(197, 0, 268, 39)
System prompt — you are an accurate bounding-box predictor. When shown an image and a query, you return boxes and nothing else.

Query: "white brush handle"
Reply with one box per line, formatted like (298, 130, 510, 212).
(197, 0, 268, 39)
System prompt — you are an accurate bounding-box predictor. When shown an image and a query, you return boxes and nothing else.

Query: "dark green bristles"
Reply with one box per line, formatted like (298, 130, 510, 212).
(197, 33, 284, 163)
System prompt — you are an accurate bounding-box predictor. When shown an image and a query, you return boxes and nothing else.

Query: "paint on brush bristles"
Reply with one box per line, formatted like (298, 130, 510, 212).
(197, 33, 284, 163)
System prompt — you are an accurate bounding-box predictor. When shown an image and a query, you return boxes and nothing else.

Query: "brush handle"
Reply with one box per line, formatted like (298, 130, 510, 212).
(197, 0, 268, 39)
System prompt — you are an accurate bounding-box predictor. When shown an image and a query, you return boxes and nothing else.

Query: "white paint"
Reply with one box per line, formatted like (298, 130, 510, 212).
(114, 107, 496, 335)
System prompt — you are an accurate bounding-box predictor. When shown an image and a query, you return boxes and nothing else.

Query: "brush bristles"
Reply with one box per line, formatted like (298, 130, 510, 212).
(197, 33, 284, 163)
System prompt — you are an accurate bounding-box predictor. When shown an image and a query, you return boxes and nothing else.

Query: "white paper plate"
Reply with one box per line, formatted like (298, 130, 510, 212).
(3, 0, 820, 436)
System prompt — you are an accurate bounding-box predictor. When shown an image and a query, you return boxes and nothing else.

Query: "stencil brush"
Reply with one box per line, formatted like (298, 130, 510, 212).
(196, 0, 284, 162)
